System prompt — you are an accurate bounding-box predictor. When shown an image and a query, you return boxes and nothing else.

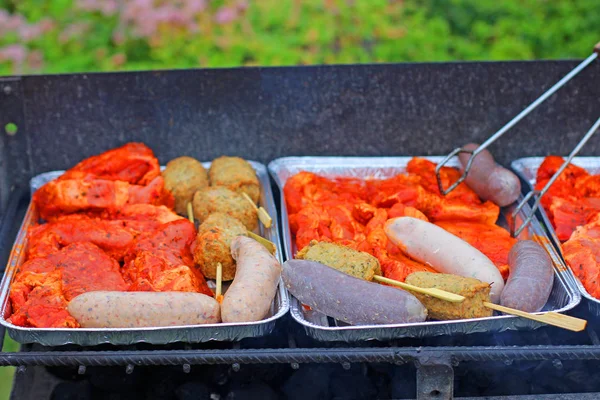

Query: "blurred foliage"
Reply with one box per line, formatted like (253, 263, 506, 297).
(0, 336, 18, 400)
(0, 0, 599, 75)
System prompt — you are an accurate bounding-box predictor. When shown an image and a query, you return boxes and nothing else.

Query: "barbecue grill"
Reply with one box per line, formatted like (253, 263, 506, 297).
(3, 60, 600, 399)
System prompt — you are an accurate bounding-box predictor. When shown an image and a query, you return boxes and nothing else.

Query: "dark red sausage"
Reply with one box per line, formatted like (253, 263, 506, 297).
(458, 143, 521, 207)
(282, 259, 427, 325)
(500, 240, 554, 312)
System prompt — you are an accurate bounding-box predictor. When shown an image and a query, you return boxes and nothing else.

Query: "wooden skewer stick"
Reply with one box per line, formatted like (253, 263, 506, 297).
(241, 192, 273, 228)
(375, 276, 586, 331)
(215, 262, 223, 304)
(373, 275, 465, 303)
(186, 202, 194, 223)
(245, 230, 277, 255)
(483, 302, 587, 332)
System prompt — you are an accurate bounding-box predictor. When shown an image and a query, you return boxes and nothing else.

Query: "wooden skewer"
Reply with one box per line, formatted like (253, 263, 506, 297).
(373, 275, 465, 303)
(186, 202, 194, 223)
(245, 230, 277, 255)
(241, 192, 273, 228)
(374, 275, 586, 331)
(483, 302, 587, 332)
(215, 262, 223, 304)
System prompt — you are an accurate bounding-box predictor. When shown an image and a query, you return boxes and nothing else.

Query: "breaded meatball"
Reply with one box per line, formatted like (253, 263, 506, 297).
(192, 187, 258, 231)
(295, 240, 382, 281)
(209, 156, 260, 204)
(405, 272, 492, 320)
(193, 213, 247, 281)
(162, 156, 209, 215)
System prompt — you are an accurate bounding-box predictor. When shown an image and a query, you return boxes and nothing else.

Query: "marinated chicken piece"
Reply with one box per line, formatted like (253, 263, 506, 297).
(535, 156, 589, 234)
(406, 157, 482, 204)
(47, 242, 128, 301)
(548, 197, 600, 241)
(405, 272, 493, 320)
(209, 156, 261, 204)
(562, 214, 600, 299)
(193, 213, 247, 281)
(59, 142, 161, 185)
(123, 219, 213, 296)
(9, 242, 128, 328)
(27, 215, 137, 261)
(9, 270, 80, 328)
(296, 240, 381, 281)
(162, 156, 209, 215)
(192, 186, 258, 231)
(99, 204, 183, 224)
(34, 175, 174, 220)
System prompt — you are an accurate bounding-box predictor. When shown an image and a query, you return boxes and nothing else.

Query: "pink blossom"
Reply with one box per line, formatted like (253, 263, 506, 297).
(0, 45, 28, 65)
(27, 50, 44, 70)
(59, 22, 90, 44)
(215, 7, 238, 25)
(183, 0, 206, 14)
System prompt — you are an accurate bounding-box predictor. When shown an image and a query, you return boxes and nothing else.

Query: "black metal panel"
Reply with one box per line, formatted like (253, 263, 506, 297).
(1, 60, 600, 203)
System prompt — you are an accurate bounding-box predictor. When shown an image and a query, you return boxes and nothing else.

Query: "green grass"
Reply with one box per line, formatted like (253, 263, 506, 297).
(0, 335, 18, 400)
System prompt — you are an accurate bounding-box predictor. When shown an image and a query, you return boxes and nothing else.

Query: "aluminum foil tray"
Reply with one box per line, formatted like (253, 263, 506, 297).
(512, 157, 600, 316)
(0, 161, 289, 346)
(269, 156, 580, 342)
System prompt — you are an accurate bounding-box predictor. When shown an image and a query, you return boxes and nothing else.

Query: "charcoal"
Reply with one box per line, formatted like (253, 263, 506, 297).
(226, 382, 279, 400)
(329, 367, 376, 400)
(281, 365, 334, 400)
(175, 382, 212, 400)
(87, 366, 144, 392)
(50, 382, 93, 400)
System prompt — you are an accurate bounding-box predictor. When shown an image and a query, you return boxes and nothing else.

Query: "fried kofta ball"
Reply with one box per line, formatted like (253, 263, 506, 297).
(193, 213, 247, 281)
(192, 186, 258, 231)
(162, 156, 209, 215)
(209, 156, 260, 204)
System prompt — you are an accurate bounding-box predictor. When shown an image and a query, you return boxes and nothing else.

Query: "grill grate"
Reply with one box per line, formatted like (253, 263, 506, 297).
(4, 186, 600, 399)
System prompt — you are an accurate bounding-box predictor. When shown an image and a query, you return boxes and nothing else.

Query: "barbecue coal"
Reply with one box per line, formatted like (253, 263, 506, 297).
(226, 382, 279, 400)
(50, 382, 93, 400)
(174, 382, 212, 400)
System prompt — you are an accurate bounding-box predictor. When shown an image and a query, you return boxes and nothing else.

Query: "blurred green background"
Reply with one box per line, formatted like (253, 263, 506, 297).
(0, 0, 599, 398)
(1, 0, 599, 76)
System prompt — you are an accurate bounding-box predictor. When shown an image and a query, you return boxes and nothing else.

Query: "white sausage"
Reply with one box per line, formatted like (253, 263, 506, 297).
(221, 236, 282, 323)
(67, 291, 221, 328)
(384, 217, 505, 303)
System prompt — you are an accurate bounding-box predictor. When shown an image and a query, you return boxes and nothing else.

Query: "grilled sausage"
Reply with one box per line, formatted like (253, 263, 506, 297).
(500, 240, 554, 312)
(221, 236, 282, 323)
(67, 291, 221, 328)
(458, 143, 521, 207)
(282, 259, 427, 325)
(384, 217, 505, 303)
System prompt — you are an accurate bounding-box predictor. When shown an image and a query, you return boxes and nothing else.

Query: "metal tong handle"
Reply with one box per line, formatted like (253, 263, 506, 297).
(511, 116, 600, 238)
(436, 45, 600, 196)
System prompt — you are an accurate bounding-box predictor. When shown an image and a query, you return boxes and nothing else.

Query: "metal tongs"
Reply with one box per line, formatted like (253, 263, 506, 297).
(511, 117, 600, 237)
(435, 42, 600, 237)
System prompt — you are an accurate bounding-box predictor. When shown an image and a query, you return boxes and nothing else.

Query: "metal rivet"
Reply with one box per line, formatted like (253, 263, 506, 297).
(125, 364, 134, 374)
(3, 85, 12, 95)
(183, 364, 191, 373)
(77, 365, 86, 375)
(17, 366, 26, 374)
(231, 363, 240, 372)
(552, 359, 563, 369)
(291, 362, 300, 370)
(341, 362, 351, 370)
